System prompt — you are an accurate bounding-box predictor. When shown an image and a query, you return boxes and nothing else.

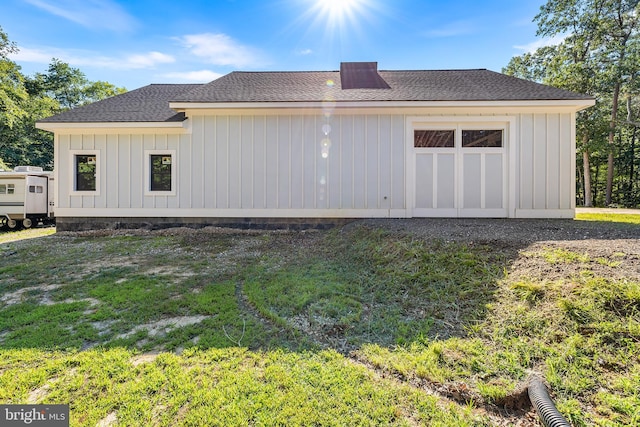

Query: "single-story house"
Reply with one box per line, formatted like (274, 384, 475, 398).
(37, 62, 595, 230)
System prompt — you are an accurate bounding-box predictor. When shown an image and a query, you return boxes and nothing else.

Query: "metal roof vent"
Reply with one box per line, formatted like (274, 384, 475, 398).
(340, 62, 391, 90)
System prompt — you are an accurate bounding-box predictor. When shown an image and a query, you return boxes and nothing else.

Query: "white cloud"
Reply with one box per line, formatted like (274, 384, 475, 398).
(11, 46, 175, 70)
(514, 35, 566, 53)
(9, 47, 52, 63)
(296, 48, 313, 55)
(24, 0, 136, 32)
(160, 70, 224, 83)
(125, 52, 175, 68)
(176, 33, 262, 68)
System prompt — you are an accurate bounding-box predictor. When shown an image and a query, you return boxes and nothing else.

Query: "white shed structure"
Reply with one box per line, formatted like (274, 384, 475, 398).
(37, 62, 594, 230)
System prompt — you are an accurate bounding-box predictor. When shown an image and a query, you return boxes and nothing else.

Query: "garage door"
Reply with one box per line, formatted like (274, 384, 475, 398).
(411, 122, 508, 217)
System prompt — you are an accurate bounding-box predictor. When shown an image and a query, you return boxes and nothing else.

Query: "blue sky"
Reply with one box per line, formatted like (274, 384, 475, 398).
(3, 0, 560, 90)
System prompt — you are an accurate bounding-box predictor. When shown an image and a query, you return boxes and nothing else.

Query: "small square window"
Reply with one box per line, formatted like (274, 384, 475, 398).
(7, 184, 14, 194)
(414, 130, 455, 148)
(0, 184, 6, 194)
(29, 185, 36, 193)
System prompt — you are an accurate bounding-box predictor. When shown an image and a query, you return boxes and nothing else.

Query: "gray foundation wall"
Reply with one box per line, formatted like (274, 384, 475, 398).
(55, 217, 354, 231)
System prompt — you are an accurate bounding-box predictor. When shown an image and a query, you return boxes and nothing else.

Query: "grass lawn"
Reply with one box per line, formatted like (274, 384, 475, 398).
(575, 212, 640, 224)
(0, 215, 638, 426)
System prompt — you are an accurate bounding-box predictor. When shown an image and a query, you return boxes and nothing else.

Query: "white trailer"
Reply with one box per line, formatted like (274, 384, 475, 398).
(0, 166, 55, 229)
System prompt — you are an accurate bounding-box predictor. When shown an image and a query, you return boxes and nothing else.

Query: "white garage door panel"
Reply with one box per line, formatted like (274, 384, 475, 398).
(437, 154, 456, 209)
(462, 154, 482, 209)
(410, 120, 509, 218)
(415, 154, 433, 208)
(485, 154, 503, 209)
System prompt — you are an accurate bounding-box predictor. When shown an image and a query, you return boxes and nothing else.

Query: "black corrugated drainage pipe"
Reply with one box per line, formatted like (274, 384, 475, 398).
(528, 376, 572, 427)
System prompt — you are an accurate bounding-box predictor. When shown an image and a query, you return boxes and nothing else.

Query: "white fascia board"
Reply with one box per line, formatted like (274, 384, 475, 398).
(170, 99, 595, 111)
(36, 121, 188, 133)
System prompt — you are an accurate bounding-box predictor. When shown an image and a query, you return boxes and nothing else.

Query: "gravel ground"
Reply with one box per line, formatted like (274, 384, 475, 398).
(350, 217, 640, 244)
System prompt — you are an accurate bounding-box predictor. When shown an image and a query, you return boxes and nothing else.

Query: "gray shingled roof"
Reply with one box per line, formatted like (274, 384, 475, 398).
(172, 69, 593, 103)
(39, 69, 593, 124)
(39, 84, 202, 123)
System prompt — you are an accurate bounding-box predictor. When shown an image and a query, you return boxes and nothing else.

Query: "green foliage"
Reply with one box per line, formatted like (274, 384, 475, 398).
(504, 0, 640, 207)
(25, 59, 126, 109)
(0, 29, 126, 169)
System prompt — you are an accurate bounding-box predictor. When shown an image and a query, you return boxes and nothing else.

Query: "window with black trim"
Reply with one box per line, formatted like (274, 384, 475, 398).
(75, 155, 97, 191)
(150, 154, 172, 192)
(462, 130, 503, 148)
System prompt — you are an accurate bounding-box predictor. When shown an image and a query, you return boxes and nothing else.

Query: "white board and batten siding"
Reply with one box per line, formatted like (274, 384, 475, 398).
(516, 112, 575, 218)
(54, 110, 577, 219)
(55, 113, 407, 218)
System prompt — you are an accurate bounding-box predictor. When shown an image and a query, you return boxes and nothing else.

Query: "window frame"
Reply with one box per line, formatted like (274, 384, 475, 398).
(144, 150, 177, 196)
(414, 129, 456, 148)
(70, 150, 100, 195)
(461, 129, 503, 148)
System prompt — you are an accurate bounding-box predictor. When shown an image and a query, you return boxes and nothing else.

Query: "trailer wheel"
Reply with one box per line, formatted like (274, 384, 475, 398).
(22, 218, 33, 229)
(7, 219, 18, 229)
(0, 217, 6, 227)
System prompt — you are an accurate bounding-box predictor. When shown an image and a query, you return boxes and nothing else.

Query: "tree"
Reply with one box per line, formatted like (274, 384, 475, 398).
(504, 0, 640, 207)
(26, 59, 126, 110)
(0, 26, 28, 131)
(0, 28, 126, 169)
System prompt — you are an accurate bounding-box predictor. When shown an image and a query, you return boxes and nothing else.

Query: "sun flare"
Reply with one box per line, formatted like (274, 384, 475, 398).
(313, 0, 369, 25)
(316, 0, 361, 16)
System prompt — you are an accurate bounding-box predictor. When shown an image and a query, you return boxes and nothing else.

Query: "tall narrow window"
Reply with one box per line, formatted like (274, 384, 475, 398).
(75, 154, 97, 191)
(150, 154, 172, 192)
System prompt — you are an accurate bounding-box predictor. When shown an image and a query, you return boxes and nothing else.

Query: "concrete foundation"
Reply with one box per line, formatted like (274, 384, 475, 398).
(55, 217, 355, 231)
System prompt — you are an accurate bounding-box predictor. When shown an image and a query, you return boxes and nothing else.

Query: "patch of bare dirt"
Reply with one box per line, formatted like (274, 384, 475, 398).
(114, 315, 211, 340)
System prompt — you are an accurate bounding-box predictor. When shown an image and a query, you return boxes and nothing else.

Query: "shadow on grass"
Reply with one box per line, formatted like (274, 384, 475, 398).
(1, 218, 637, 354)
(1, 219, 639, 425)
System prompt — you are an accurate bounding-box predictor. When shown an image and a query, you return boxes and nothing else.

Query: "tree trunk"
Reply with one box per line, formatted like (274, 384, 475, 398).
(627, 97, 636, 205)
(606, 81, 621, 206)
(583, 146, 593, 207)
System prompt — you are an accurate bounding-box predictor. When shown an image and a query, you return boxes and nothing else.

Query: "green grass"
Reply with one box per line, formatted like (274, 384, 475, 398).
(575, 212, 640, 224)
(0, 227, 55, 244)
(0, 347, 483, 426)
(0, 220, 639, 426)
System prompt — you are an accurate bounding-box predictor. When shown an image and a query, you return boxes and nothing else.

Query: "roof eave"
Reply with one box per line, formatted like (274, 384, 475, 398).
(36, 121, 188, 132)
(169, 99, 596, 111)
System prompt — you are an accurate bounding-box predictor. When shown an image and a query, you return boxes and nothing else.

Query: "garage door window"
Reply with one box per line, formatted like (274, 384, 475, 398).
(414, 130, 455, 147)
(462, 130, 502, 148)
